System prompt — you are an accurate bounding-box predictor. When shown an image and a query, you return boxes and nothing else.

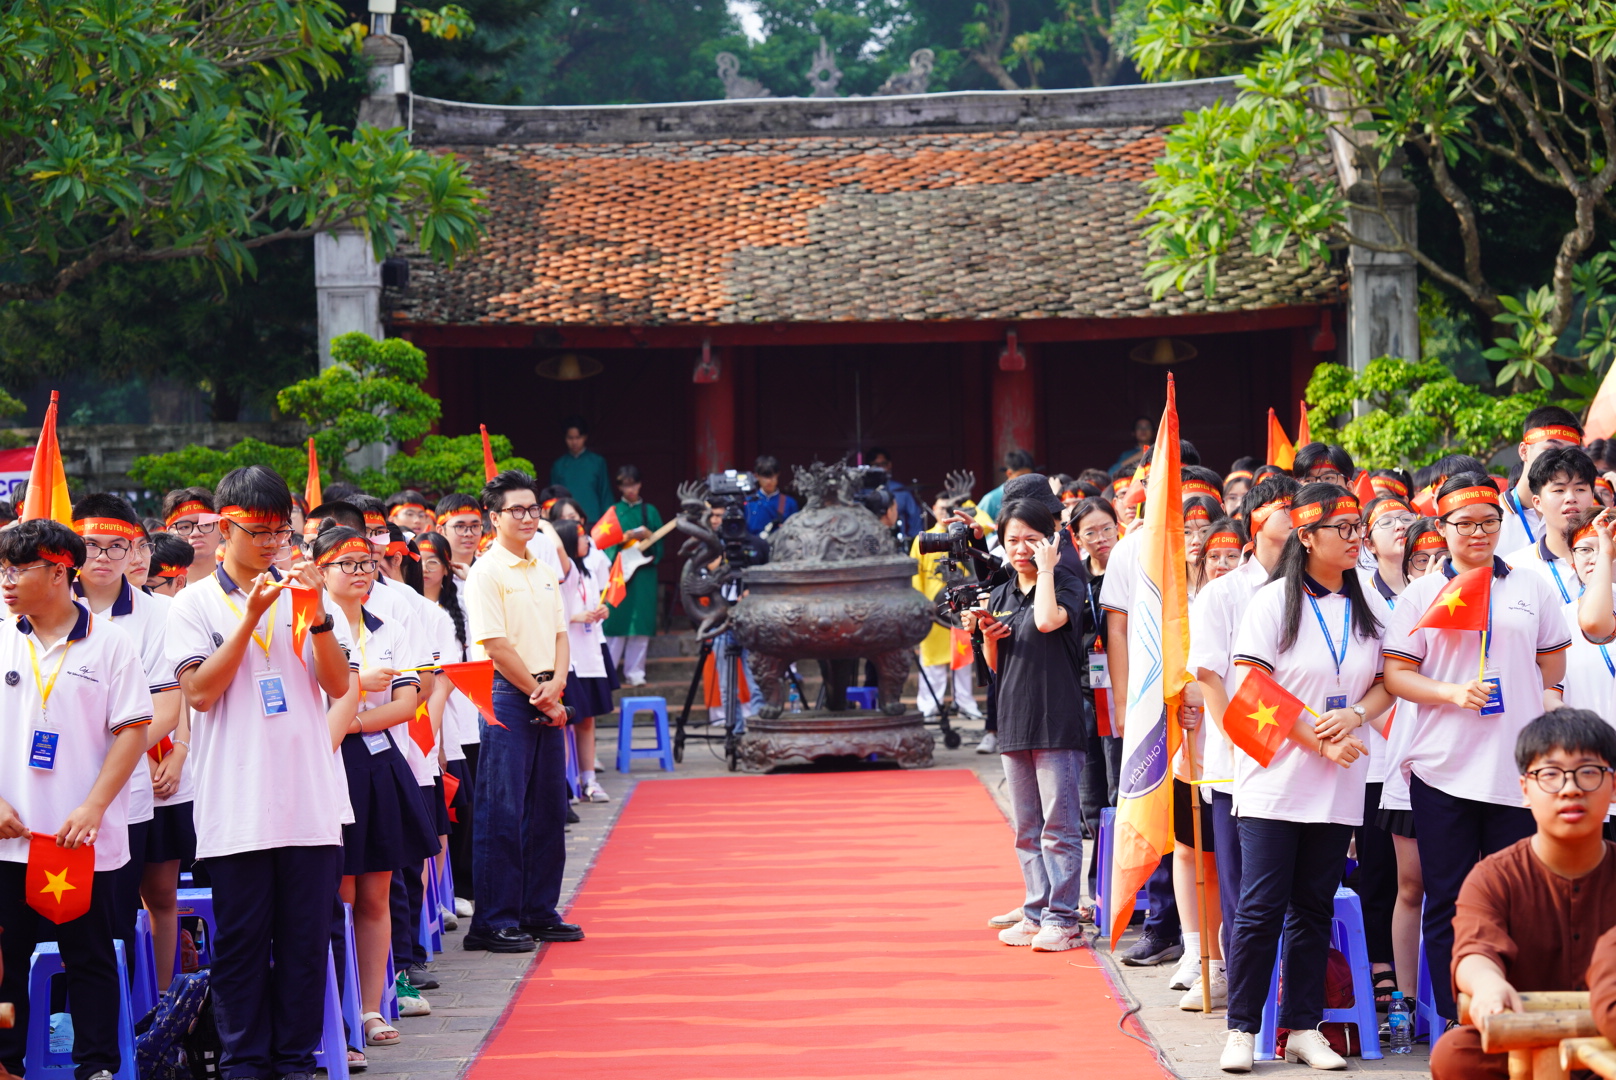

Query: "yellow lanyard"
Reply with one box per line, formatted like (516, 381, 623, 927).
(356, 619, 371, 704)
(217, 576, 275, 658)
(27, 624, 81, 721)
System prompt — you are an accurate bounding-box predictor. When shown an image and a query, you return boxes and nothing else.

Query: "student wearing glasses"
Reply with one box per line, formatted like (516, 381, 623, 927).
(162, 487, 223, 563)
(1359, 496, 1416, 602)
(1382, 473, 1573, 1023)
(1291, 443, 1356, 488)
(1572, 507, 1616, 718)
(167, 466, 353, 1080)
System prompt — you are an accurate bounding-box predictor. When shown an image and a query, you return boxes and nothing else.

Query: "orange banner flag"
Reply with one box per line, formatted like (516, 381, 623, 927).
(602, 552, 628, 607)
(441, 659, 505, 729)
(949, 627, 973, 671)
(480, 425, 497, 482)
(1296, 400, 1311, 449)
(591, 506, 626, 550)
(27, 831, 94, 924)
(1266, 408, 1295, 471)
(22, 391, 72, 527)
(1224, 666, 1308, 768)
(1413, 565, 1492, 633)
(409, 699, 435, 757)
(287, 585, 322, 664)
(305, 438, 322, 511)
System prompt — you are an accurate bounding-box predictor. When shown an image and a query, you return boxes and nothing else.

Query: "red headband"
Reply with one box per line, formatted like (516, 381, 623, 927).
(393, 503, 428, 517)
(384, 540, 420, 562)
(1206, 530, 1242, 552)
(317, 536, 374, 567)
(1292, 495, 1360, 526)
(1224, 470, 1253, 484)
(1366, 499, 1412, 529)
(37, 547, 74, 568)
(1370, 476, 1409, 498)
(154, 562, 187, 579)
(1524, 425, 1582, 445)
(1182, 479, 1221, 499)
(219, 505, 284, 527)
(75, 517, 142, 540)
(1574, 519, 1601, 547)
(165, 500, 219, 527)
(1413, 532, 1447, 553)
(1112, 478, 1130, 494)
(362, 512, 386, 531)
(1250, 497, 1291, 532)
(1185, 505, 1212, 523)
(1436, 486, 1501, 517)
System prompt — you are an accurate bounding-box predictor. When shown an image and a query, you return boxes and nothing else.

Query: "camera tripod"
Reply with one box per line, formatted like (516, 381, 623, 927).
(915, 663, 965, 750)
(673, 634, 808, 770)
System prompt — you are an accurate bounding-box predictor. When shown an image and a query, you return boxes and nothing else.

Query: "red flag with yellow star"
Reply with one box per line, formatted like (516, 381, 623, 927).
(442, 770, 461, 823)
(602, 553, 628, 607)
(409, 699, 435, 757)
(1223, 667, 1307, 768)
(949, 627, 973, 671)
(591, 506, 626, 550)
(287, 585, 322, 665)
(27, 831, 94, 924)
(1413, 565, 1491, 633)
(441, 659, 505, 729)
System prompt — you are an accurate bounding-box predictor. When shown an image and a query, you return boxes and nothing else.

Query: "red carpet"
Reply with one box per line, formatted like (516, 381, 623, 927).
(467, 769, 1167, 1079)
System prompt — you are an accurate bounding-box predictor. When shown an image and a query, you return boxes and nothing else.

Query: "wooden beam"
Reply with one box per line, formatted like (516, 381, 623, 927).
(1481, 1011, 1600, 1052)
(1560, 1036, 1616, 1076)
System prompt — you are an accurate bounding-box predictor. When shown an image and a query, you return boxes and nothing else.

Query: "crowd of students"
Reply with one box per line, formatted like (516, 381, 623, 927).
(0, 457, 661, 1080)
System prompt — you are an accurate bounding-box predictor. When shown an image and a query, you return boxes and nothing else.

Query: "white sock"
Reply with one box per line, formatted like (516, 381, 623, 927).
(1182, 931, 1200, 963)
(580, 769, 596, 787)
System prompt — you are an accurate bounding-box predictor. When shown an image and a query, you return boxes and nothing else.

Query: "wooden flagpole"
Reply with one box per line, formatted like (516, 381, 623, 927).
(1184, 710, 1214, 1015)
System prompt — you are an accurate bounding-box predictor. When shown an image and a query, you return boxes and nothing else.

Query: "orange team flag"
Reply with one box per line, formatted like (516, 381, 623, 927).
(21, 390, 72, 527)
(1353, 470, 1376, 506)
(304, 438, 322, 511)
(442, 770, 461, 823)
(440, 659, 505, 729)
(1223, 666, 1309, 768)
(1266, 408, 1296, 471)
(1108, 373, 1190, 947)
(592, 506, 626, 550)
(409, 699, 435, 757)
(1296, 400, 1311, 449)
(949, 626, 973, 671)
(1413, 564, 1492, 633)
(27, 831, 94, 924)
(480, 424, 497, 482)
(602, 552, 628, 607)
(287, 585, 322, 665)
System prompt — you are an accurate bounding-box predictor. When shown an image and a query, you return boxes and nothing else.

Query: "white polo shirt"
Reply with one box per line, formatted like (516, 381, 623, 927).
(1503, 538, 1578, 605)
(1383, 559, 1572, 807)
(0, 602, 151, 871)
(1097, 530, 1139, 617)
(1562, 590, 1616, 720)
(344, 605, 429, 783)
(75, 579, 174, 827)
(559, 551, 609, 679)
(167, 565, 355, 859)
(141, 592, 196, 809)
(1378, 699, 1419, 812)
(1231, 577, 1392, 825)
(1188, 556, 1270, 796)
(1498, 488, 1542, 556)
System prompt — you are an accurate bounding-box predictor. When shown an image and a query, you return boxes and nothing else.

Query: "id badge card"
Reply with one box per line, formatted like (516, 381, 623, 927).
(256, 669, 289, 717)
(1480, 670, 1506, 716)
(1088, 650, 1110, 689)
(1325, 695, 1348, 712)
(29, 729, 58, 771)
(362, 731, 391, 756)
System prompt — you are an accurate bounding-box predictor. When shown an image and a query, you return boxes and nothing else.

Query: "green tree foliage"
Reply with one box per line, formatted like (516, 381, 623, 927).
(0, 0, 483, 302)
(387, 433, 535, 495)
(1305, 358, 1545, 470)
(128, 438, 311, 494)
(1133, 0, 1616, 401)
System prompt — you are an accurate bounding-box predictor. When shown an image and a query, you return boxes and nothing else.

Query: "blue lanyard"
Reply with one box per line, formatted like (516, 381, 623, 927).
(1506, 490, 1535, 543)
(1306, 591, 1351, 681)
(1601, 643, 1615, 678)
(1546, 555, 1572, 604)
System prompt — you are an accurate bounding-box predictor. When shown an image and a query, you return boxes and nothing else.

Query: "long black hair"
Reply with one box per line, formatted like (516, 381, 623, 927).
(417, 531, 466, 648)
(551, 519, 589, 575)
(1272, 482, 1382, 652)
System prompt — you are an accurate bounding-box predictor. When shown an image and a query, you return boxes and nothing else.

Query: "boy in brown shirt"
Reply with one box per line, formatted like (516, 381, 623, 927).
(1432, 708, 1616, 1080)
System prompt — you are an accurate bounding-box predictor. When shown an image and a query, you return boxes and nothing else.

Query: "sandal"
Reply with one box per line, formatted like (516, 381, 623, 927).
(347, 1048, 369, 1071)
(362, 1011, 400, 1046)
(1372, 970, 1399, 1011)
(1075, 905, 1095, 925)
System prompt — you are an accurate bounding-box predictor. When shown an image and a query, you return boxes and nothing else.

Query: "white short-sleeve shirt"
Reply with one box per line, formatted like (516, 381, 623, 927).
(1382, 560, 1572, 807)
(1230, 576, 1392, 825)
(1498, 490, 1542, 557)
(1098, 530, 1139, 617)
(141, 593, 196, 808)
(347, 606, 431, 785)
(168, 565, 353, 858)
(1562, 590, 1616, 720)
(559, 551, 609, 679)
(1188, 557, 1270, 795)
(0, 603, 152, 871)
(1502, 539, 1579, 606)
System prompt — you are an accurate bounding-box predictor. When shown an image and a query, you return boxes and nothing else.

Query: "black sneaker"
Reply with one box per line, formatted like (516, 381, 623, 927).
(566, 807, 581, 824)
(462, 926, 537, 953)
(1119, 930, 1184, 966)
(407, 964, 440, 990)
(521, 921, 585, 942)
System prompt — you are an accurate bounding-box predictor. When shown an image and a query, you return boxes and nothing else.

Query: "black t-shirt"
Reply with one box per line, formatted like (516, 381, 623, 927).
(989, 566, 1088, 752)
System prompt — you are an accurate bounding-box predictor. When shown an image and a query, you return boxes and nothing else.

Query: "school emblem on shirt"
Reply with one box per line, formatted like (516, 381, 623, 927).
(4, 671, 17, 686)
(212, 632, 224, 647)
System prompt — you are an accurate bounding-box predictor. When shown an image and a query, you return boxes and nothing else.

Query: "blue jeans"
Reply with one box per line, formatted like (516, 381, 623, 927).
(470, 676, 568, 935)
(1226, 817, 1352, 1033)
(1001, 748, 1086, 927)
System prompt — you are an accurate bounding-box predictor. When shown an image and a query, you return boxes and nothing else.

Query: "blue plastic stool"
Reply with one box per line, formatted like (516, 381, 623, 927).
(175, 887, 217, 968)
(418, 862, 442, 961)
(1093, 807, 1150, 937)
(131, 909, 159, 1021)
(382, 949, 399, 1022)
(616, 696, 674, 773)
(311, 946, 350, 1080)
(1415, 941, 1446, 1041)
(438, 851, 455, 917)
(845, 687, 877, 710)
(1256, 887, 1384, 1061)
(564, 725, 580, 799)
(26, 939, 137, 1080)
(341, 904, 363, 1052)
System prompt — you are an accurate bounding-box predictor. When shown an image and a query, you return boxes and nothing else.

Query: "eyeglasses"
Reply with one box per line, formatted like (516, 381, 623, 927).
(1443, 516, 1503, 536)
(327, 559, 379, 576)
(170, 520, 217, 537)
(1575, 544, 1601, 560)
(1408, 552, 1434, 572)
(1371, 514, 1416, 532)
(0, 562, 52, 584)
(231, 523, 295, 547)
(1309, 470, 1347, 485)
(1526, 765, 1614, 793)
(498, 505, 545, 521)
(85, 540, 132, 562)
(448, 521, 483, 536)
(1078, 524, 1118, 544)
(1310, 521, 1366, 540)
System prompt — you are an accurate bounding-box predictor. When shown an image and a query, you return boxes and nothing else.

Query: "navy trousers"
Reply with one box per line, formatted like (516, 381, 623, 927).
(1210, 790, 1242, 950)
(1142, 854, 1180, 941)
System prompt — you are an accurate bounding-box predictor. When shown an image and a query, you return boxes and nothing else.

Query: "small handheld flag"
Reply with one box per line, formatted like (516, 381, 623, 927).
(1413, 565, 1491, 634)
(287, 585, 322, 665)
(1266, 408, 1295, 471)
(27, 831, 94, 924)
(602, 553, 628, 607)
(1296, 400, 1311, 449)
(22, 391, 72, 527)
(591, 506, 626, 550)
(1353, 470, 1376, 506)
(440, 659, 504, 729)
(1223, 667, 1308, 767)
(949, 627, 973, 671)
(442, 770, 461, 823)
(409, 699, 435, 757)
(305, 438, 322, 512)
(480, 425, 497, 482)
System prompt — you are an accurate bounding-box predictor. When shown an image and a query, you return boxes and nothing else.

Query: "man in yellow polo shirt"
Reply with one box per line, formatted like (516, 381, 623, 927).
(462, 470, 577, 953)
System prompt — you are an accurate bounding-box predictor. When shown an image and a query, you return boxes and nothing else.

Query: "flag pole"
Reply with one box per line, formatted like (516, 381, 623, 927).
(1184, 708, 1214, 1015)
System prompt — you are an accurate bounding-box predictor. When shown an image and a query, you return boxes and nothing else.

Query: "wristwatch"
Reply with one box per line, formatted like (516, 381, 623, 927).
(309, 614, 336, 635)
(1351, 705, 1366, 719)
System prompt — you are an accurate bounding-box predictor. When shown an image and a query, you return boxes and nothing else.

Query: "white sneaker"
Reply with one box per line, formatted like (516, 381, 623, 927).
(959, 708, 985, 721)
(997, 917, 1040, 946)
(397, 993, 431, 1017)
(1284, 1029, 1346, 1070)
(584, 781, 610, 803)
(1179, 970, 1228, 1011)
(976, 732, 999, 754)
(1221, 1031, 1255, 1073)
(987, 907, 1024, 929)
(455, 897, 474, 918)
(440, 907, 458, 932)
(1169, 953, 1199, 991)
(1031, 924, 1082, 952)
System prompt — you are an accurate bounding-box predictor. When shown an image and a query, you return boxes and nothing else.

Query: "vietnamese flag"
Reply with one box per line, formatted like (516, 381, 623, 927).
(602, 552, 628, 607)
(442, 770, 461, 823)
(1296, 400, 1311, 448)
(305, 438, 323, 511)
(480, 425, 497, 482)
(1353, 470, 1376, 506)
(409, 699, 435, 757)
(22, 390, 72, 527)
(1412, 484, 1438, 515)
(287, 585, 322, 665)
(27, 831, 94, 924)
(1413, 565, 1491, 633)
(1266, 408, 1295, 471)
(949, 627, 973, 671)
(440, 659, 505, 729)
(591, 506, 626, 550)
(1224, 667, 1308, 767)
(147, 735, 175, 764)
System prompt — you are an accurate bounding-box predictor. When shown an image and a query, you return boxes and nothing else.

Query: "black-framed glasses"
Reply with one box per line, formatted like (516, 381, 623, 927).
(1309, 470, 1347, 485)
(170, 520, 217, 537)
(231, 523, 295, 547)
(1526, 765, 1614, 793)
(1408, 552, 1434, 572)
(1443, 516, 1503, 536)
(85, 540, 132, 562)
(499, 505, 545, 521)
(327, 559, 379, 576)
(448, 521, 483, 536)
(1310, 521, 1366, 540)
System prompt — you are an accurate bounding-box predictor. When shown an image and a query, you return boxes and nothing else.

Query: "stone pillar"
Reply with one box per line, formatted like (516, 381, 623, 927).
(314, 232, 382, 369)
(1345, 158, 1420, 373)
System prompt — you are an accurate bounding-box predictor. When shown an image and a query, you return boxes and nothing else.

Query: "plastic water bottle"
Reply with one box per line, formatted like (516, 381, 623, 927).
(788, 683, 803, 712)
(1387, 991, 1413, 1054)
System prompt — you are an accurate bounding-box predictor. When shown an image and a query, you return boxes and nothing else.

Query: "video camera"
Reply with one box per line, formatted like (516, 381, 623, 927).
(706, 470, 762, 570)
